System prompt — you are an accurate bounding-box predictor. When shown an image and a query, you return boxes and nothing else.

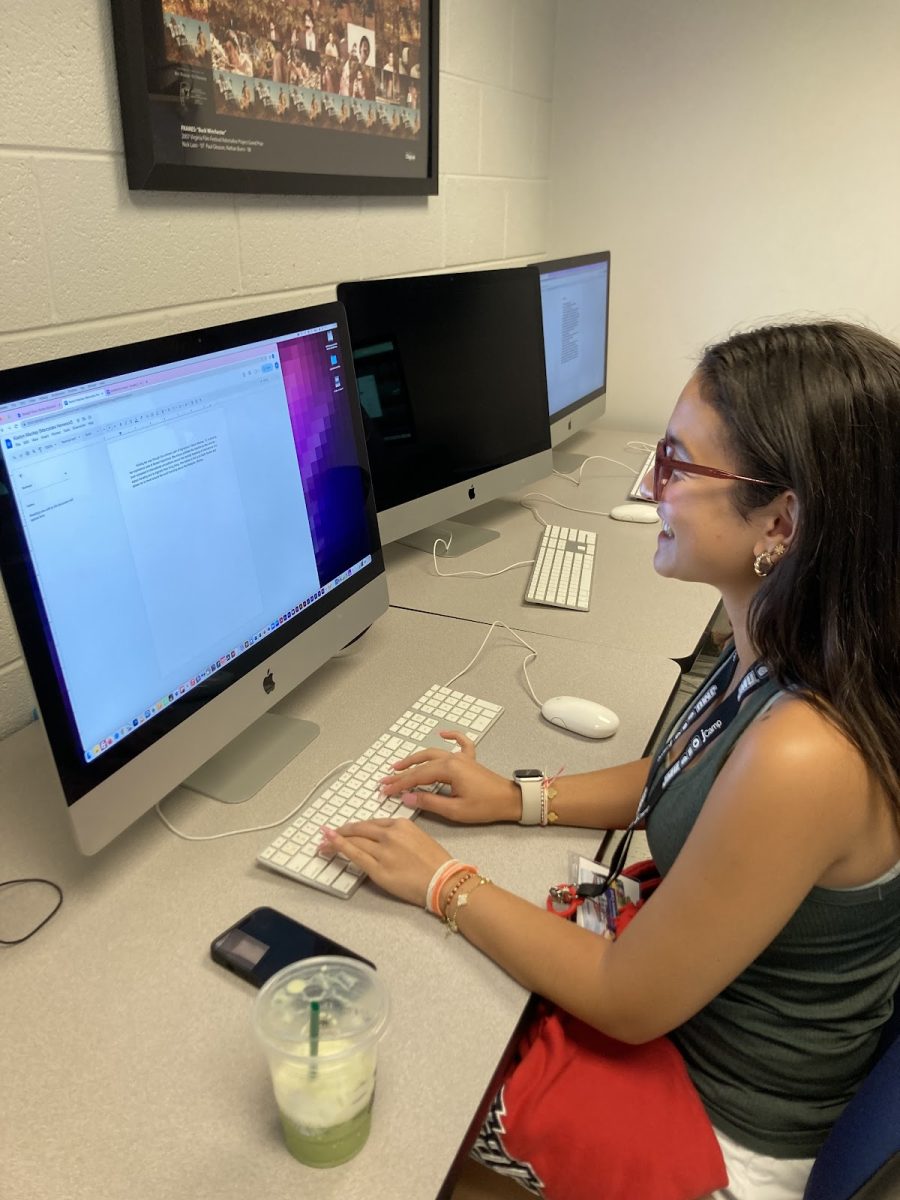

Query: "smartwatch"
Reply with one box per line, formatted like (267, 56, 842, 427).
(514, 768, 544, 825)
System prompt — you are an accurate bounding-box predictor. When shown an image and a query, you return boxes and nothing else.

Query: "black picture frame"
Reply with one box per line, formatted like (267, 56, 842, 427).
(110, 1, 438, 196)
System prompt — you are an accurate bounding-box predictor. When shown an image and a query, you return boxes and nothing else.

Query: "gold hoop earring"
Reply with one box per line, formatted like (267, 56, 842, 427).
(753, 542, 786, 578)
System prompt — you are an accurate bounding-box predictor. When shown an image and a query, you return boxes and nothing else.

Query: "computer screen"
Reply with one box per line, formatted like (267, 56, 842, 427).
(537, 251, 610, 452)
(337, 266, 553, 556)
(0, 302, 387, 854)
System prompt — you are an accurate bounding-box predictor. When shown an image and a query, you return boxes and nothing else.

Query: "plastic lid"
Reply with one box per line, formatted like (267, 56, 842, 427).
(253, 955, 388, 1063)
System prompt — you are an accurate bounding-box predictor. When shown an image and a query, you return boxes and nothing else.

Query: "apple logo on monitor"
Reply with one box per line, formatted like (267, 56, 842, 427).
(468, 485, 476, 500)
(263, 670, 275, 695)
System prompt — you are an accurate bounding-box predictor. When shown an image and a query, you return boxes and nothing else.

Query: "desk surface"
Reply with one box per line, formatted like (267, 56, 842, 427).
(384, 425, 719, 664)
(1, 607, 679, 1200)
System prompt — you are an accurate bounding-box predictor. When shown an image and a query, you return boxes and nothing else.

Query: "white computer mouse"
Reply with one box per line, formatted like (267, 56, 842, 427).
(609, 502, 660, 524)
(540, 695, 620, 739)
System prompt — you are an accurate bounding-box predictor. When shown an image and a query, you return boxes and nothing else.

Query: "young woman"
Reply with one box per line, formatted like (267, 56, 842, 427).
(322, 321, 900, 1200)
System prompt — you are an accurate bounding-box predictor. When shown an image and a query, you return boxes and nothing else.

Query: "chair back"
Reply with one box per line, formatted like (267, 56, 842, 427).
(803, 996, 900, 1200)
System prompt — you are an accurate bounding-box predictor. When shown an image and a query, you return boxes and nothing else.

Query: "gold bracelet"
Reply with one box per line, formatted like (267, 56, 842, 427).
(547, 785, 559, 823)
(542, 770, 564, 825)
(443, 875, 492, 935)
(440, 871, 475, 919)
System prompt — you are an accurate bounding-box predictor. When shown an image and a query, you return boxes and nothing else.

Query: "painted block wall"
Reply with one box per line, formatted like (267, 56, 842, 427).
(0, 0, 557, 739)
(548, 0, 900, 432)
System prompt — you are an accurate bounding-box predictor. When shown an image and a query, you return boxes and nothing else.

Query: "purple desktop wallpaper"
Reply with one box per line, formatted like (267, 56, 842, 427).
(278, 332, 373, 584)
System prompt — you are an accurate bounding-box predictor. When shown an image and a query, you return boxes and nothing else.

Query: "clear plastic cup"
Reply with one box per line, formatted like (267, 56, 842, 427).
(253, 956, 389, 1167)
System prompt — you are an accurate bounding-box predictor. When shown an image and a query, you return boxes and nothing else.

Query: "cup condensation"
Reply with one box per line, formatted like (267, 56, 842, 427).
(253, 955, 388, 1167)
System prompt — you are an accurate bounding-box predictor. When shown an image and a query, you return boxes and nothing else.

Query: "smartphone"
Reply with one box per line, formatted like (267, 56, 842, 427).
(210, 906, 374, 987)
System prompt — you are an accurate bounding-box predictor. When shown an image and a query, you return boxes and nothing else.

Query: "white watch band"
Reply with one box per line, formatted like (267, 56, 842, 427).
(515, 773, 543, 825)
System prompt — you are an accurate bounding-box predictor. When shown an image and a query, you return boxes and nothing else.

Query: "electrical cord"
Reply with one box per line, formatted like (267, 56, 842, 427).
(552, 453, 636, 484)
(430, 534, 535, 578)
(443, 620, 543, 709)
(519, 491, 611, 521)
(156, 618, 546, 842)
(0, 878, 63, 944)
(155, 760, 353, 842)
(521, 439, 658, 524)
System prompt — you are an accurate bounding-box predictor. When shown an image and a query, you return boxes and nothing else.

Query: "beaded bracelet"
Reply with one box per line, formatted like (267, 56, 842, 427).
(443, 874, 492, 934)
(541, 767, 566, 825)
(441, 871, 475, 916)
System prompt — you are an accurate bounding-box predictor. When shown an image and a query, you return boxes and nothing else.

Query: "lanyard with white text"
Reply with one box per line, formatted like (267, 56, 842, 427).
(579, 652, 772, 900)
(636, 655, 771, 824)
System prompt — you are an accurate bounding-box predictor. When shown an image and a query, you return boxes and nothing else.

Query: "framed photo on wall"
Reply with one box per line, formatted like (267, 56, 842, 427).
(110, 1, 438, 196)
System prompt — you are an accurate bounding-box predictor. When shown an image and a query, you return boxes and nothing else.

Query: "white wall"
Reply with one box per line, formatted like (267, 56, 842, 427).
(0, 0, 556, 738)
(549, 0, 900, 431)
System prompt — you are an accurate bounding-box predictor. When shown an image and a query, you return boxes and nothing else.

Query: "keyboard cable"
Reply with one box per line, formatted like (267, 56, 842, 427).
(156, 622, 545, 843)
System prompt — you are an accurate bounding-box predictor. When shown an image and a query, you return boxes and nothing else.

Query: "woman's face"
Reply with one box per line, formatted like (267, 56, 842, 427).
(646, 374, 772, 595)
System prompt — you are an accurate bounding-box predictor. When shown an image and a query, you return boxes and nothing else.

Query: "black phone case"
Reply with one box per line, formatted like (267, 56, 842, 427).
(210, 905, 374, 986)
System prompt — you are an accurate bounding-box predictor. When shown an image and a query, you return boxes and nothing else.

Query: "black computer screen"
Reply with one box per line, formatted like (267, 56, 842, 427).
(337, 266, 551, 518)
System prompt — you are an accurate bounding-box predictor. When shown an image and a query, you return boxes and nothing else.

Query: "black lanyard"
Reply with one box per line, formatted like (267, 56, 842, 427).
(580, 651, 773, 899)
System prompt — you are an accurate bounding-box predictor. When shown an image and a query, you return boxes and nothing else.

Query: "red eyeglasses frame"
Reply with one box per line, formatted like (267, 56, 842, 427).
(651, 439, 781, 502)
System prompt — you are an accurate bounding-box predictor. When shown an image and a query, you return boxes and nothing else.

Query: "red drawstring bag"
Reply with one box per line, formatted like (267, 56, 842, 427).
(470, 861, 727, 1200)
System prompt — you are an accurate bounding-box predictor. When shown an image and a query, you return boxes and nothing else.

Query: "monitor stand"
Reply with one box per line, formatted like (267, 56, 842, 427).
(183, 712, 319, 804)
(551, 448, 589, 475)
(399, 519, 501, 558)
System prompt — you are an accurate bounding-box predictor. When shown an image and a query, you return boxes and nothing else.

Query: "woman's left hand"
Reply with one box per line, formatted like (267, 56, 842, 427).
(320, 818, 454, 907)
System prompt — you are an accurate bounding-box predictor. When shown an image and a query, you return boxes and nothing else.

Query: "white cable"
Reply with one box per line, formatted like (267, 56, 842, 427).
(553, 454, 635, 485)
(443, 621, 543, 709)
(518, 501, 554, 530)
(519, 492, 611, 520)
(625, 439, 656, 454)
(431, 535, 535, 578)
(154, 759, 353, 842)
(159, 622, 547, 844)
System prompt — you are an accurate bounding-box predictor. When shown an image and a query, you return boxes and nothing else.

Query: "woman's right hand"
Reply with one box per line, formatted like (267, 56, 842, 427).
(379, 731, 522, 825)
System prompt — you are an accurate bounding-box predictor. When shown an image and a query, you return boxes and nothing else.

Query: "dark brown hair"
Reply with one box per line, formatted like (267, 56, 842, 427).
(697, 321, 900, 819)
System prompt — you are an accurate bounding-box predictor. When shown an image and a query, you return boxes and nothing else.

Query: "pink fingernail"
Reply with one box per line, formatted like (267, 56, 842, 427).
(321, 826, 336, 839)
(400, 791, 418, 807)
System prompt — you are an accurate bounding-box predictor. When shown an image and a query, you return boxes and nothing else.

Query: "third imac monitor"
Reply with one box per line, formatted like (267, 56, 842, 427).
(337, 267, 552, 557)
(537, 250, 610, 470)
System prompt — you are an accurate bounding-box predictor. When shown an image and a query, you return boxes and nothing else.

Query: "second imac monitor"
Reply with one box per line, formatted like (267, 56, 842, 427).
(537, 250, 611, 468)
(337, 267, 552, 556)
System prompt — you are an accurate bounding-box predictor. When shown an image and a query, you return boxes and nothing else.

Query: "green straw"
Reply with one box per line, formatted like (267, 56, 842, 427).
(309, 1000, 320, 1081)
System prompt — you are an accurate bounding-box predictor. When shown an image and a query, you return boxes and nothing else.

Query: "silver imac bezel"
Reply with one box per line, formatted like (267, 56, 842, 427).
(537, 250, 611, 451)
(0, 302, 387, 855)
(549, 392, 606, 447)
(52, 578, 387, 854)
(377, 447, 553, 548)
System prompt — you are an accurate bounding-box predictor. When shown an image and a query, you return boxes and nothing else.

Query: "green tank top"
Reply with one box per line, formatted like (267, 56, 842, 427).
(646, 656, 900, 1157)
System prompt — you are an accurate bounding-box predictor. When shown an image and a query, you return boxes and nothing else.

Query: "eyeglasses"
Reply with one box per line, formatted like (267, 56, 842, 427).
(651, 439, 780, 502)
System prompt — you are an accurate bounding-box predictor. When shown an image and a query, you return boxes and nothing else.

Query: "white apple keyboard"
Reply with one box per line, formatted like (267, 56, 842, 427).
(525, 524, 596, 610)
(256, 684, 503, 897)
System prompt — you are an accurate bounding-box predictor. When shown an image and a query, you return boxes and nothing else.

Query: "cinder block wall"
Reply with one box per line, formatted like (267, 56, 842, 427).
(0, 0, 557, 739)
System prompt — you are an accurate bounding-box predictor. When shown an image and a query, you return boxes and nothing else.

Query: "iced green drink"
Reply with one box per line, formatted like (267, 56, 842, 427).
(280, 1098, 373, 1167)
(253, 957, 388, 1168)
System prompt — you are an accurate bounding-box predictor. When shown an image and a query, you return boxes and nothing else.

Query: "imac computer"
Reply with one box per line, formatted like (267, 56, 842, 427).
(337, 266, 553, 557)
(536, 250, 611, 473)
(0, 302, 387, 854)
